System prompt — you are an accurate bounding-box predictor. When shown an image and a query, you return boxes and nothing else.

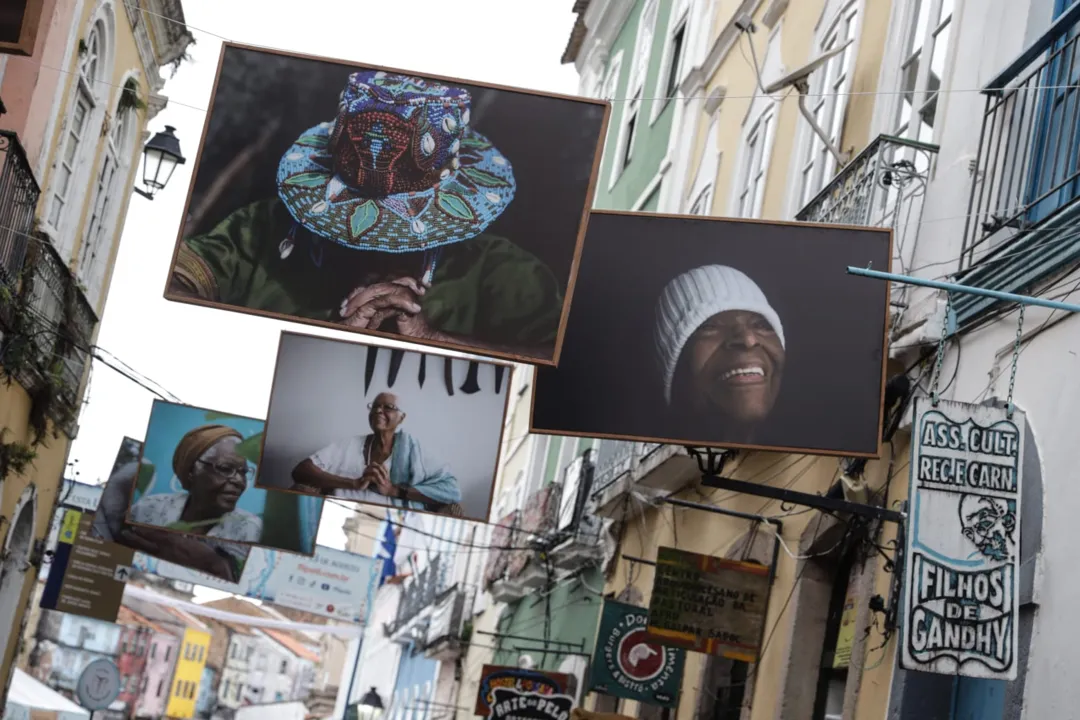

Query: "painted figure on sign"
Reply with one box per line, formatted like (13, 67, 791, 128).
(291, 391, 464, 516)
(654, 265, 786, 443)
(959, 495, 1017, 562)
(168, 70, 560, 360)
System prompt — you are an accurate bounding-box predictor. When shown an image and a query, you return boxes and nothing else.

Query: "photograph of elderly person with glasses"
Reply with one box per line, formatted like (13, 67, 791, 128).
(291, 391, 464, 516)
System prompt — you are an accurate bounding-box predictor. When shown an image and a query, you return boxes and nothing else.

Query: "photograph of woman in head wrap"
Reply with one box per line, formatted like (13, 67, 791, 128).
(126, 400, 323, 557)
(94, 436, 253, 583)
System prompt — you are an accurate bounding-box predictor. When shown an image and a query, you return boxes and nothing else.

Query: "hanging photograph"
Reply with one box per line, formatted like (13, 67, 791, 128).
(124, 401, 324, 557)
(530, 211, 892, 457)
(92, 436, 253, 583)
(163, 42, 610, 365)
(255, 331, 511, 522)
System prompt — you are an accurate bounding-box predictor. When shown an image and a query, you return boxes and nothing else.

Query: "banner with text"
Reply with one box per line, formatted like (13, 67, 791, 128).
(588, 599, 684, 707)
(645, 547, 771, 661)
(901, 399, 1024, 680)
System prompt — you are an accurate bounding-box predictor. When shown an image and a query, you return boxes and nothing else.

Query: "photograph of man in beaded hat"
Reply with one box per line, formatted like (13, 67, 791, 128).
(166, 43, 609, 364)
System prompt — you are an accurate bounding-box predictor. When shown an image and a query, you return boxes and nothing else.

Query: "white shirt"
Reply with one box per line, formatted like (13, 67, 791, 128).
(309, 435, 394, 503)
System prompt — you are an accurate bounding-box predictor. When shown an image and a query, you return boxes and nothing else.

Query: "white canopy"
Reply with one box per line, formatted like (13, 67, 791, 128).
(4, 669, 90, 720)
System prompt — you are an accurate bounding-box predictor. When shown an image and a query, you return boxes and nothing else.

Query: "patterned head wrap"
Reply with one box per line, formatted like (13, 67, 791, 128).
(172, 425, 243, 488)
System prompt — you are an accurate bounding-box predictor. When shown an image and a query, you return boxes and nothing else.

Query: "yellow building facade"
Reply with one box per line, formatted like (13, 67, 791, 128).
(578, 0, 952, 717)
(166, 627, 211, 719)
(0, 0, 190, 705)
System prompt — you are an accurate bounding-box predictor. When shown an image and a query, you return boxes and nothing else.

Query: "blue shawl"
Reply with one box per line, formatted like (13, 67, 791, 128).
(385, 431, 461, 509)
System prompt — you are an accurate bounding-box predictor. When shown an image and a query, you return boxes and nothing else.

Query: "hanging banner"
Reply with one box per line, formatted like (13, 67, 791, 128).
(131, 544, 381, 624)
(587, 599, 684, 708)
(474, 666, 572, 716)
(900, 399, 1024, 680)
(832, 593, 857, 668)
(40, 510, 133, 622)
(645, 547, 771, 661)
(487, 690, 574, 720)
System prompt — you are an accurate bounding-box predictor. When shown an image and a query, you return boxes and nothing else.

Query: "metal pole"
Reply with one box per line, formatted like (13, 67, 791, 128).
(847, 266, 1080, 314)
(342, 634, 363, 720)
(661, 497, 783, 530)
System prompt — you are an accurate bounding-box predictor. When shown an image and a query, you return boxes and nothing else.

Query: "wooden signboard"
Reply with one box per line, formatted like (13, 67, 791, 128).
(645, 546, 771, 661)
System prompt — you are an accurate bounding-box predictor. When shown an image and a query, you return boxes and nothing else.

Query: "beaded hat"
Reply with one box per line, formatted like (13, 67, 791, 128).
(276, 70, 516, 253)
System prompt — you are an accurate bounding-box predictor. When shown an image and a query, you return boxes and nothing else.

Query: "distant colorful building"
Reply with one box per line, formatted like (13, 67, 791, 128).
(166, 627, 212, 719)
(115, 606, 156, 718)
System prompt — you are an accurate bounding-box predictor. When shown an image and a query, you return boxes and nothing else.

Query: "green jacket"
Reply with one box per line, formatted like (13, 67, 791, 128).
(173, 199, 563, 349)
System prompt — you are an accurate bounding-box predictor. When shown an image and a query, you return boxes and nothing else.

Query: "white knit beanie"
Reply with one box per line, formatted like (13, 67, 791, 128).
(654, 265, 785, 405)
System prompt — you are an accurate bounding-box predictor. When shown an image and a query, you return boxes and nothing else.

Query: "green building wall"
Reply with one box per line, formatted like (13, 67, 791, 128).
(594, 0, 677, 212)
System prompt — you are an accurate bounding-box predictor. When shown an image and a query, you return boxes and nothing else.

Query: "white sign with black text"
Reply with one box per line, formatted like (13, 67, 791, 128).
(901, 399, 1023, 680)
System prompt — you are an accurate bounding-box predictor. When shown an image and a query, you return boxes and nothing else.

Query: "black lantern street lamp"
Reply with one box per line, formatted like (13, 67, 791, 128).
(134, 125, 185, 200)
(355, 687, 384, 720)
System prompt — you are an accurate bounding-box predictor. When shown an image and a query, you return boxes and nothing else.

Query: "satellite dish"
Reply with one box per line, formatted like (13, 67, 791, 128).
(764, 39, 853, 95)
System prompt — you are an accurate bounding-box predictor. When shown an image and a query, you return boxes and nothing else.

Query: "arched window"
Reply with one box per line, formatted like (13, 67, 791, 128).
(78, 77, 138, 309)
(46, 10, 114, 258)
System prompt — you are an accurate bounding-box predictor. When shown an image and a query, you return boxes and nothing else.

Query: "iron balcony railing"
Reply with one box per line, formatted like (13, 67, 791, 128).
(796, 134, 938, 311)
(12, 239, 98, 435)
(955, 1, 1080, 325)
(0, 130, 39, 289)
(591, 440, 636, 497)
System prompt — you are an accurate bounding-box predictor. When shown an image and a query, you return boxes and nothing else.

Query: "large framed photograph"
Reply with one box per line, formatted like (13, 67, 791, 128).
(126, 401, 323, 556)
(255, 331, 512, 522)
(164, 42, 610, 366)
(530, 211, 892, 457)
(93, 437, 253, 583)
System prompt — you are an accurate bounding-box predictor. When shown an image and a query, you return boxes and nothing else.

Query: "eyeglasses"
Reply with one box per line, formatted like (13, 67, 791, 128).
(196, 459, 249, 481)
(368, 402, 402, 414)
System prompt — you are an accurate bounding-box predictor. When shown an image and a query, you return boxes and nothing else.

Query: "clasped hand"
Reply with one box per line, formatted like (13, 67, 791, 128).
(357, 462, 394, 496)
(339, 276, 436, 339)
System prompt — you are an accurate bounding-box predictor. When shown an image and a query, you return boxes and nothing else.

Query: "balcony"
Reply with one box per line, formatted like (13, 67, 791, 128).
(0, 130, 38, 289)
(424, 586, 467, 661)
(0, 131, 95, 438)
(956, 2, 1080, 328)
(590, 442, 700, 520)
(796, 133, 938, 320)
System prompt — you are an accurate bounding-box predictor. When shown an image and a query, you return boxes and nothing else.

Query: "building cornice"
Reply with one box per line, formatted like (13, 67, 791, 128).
(574, 0, 636, 72)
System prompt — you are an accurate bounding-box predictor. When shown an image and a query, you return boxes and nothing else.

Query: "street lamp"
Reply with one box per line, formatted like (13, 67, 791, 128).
(355, 687, 384, 720)
(134, 125, 186, 200)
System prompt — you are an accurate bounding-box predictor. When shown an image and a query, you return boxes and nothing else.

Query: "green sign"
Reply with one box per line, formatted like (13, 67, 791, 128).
(588, 599, 684, 708)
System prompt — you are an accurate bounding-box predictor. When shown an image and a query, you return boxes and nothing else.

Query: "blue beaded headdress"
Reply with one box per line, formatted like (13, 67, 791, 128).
(277, 70, 516, 254)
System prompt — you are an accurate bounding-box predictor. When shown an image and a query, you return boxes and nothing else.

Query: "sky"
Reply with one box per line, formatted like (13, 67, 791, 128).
(67, 0, 582, 563)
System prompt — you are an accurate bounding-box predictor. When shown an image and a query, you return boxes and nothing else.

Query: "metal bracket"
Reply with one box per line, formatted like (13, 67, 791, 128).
(683, 446, 733, 476)
(699, 474, 905, 524)
(848, 265, 1080, 314)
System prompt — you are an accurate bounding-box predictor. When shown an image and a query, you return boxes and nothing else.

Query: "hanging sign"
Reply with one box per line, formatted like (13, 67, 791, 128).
(474, 666, 572, 716)
(900, 398, 1024, 680)
(40, 510, 133, 622)
(76, 658, 122, 710)
(587, 599, 684, 707)
(645, 547, 771, 661)
(487, 690, 574, 720)
(832, 593, 857, 668)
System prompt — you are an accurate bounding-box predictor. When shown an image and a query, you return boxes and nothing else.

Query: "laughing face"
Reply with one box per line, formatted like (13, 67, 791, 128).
(685, 309, 785, 425)
(187, 436, 249, 516)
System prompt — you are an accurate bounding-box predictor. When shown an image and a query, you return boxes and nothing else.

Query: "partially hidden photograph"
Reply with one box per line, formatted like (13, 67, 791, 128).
(255, 331, 511, 522)
(123, 400, 324, 558)
(530, 211, 892, 458)
(164, 42, 610, 365)
(93, 436, 253, 583)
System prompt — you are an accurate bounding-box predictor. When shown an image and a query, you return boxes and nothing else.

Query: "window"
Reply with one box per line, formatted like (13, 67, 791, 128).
(665, 23, 686, 100)
(654, 2, 691, 122)
(47, 17, 111, 252)
(628, 0, 659, 97)
(797, 1, 860, 207)
(150, 643, 157, 659)
(689, 185, 713, 215)
(622, 92, 641, 170)
(894, 0, 954, 149)
(78, 83, 138, 308)
(164, 646, 171, 662)
(280, 659, 288, 673)
(737, 108, 776, 218)
(156, 679, 164, 697)
(223, 680, 231, 698)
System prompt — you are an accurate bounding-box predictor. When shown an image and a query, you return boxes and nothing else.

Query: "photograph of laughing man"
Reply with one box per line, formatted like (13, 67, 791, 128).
(655, 264, 785, 445)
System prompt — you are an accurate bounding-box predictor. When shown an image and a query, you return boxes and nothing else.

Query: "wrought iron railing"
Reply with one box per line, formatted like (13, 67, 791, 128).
(953, 2, 1080, 323)
(11, 240, 98, 435)
(0, 130, 39, 289)
(393, 553, 443, 631)
(591, 440, 636, 497)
